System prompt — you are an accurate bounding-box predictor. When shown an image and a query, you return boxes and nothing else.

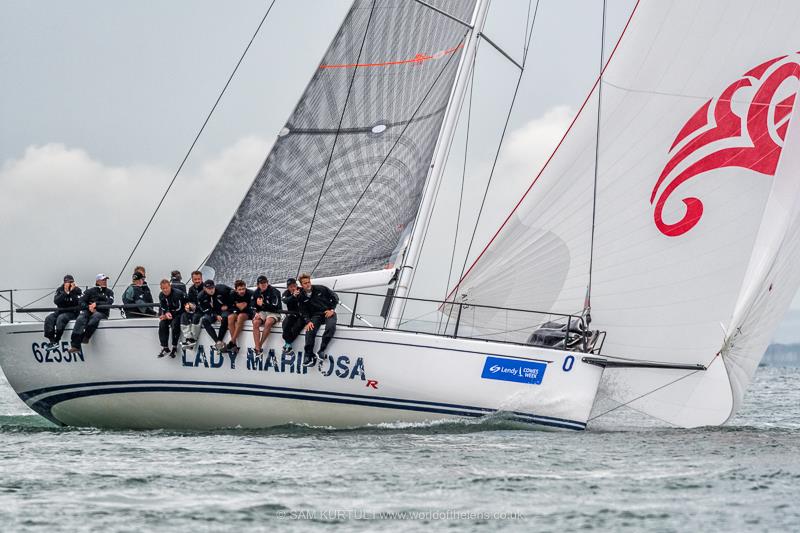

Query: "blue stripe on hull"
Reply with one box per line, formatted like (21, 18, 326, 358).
(23, 380, 586, 431)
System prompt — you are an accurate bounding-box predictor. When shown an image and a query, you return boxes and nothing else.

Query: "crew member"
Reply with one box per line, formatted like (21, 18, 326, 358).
(227, 280, 253, 354)
(170, 270, 187, 294)
(123, 271, 156, 317)
(297, 273, 338, 366)
(281, 278, 304, 354)
(69, 274, 114, 353)
(134, 266, 154, 303)
(44, 274, 82, 344)
(180, 270, 204, 349)
(197, 279, 233, 351)
(157, 279, 185, 358)
(252, 275, 282, 355)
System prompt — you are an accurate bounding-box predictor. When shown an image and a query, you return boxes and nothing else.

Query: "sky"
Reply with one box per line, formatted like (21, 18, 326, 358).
(1, 0, 798, 340)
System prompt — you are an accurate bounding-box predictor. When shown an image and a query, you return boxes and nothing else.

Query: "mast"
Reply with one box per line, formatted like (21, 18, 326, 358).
(385, 0, 491, 328)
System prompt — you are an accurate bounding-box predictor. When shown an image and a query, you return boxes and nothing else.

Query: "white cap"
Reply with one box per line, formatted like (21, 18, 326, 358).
(96, 273, 110, 281)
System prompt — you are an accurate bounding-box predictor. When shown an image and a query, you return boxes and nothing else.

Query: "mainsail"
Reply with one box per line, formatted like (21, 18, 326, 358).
(449, 0, 800, 426)
(206, 0, 477, 283)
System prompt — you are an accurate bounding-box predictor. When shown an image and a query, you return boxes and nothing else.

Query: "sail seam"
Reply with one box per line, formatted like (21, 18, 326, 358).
(319, 43, 463, 69)
(281, 105, 447, 136)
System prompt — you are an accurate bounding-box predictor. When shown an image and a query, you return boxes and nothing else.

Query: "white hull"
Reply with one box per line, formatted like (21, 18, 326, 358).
(0, 319, 603, 431)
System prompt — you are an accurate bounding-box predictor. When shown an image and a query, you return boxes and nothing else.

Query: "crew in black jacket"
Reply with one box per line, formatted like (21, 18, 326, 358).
(44, 274, 83, 344)
(69, 274, 114, 353)
(157, 279, 185, 358)
(226, 280, 253, 353)
(180, 270, 204, 349)
(197, 279, 233, 350)
(170, 270, 187, 294)
(281, 278, 304, 354)
(297, 273, 339, 365)
(252, 275, 282, 355)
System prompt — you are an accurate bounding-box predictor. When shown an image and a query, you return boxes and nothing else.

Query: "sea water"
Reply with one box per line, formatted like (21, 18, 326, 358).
(0, 367, 797, 532)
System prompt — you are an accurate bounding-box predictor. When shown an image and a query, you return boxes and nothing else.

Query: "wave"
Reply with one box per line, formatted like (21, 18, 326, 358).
(0, 414, 60, 433)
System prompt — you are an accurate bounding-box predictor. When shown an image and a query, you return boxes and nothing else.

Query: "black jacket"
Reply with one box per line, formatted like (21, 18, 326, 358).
(298, 285, 339, 320)
(53, 285, 82, 312)
(197, 284, 233, 315)
(232, 288, 254, 314)
(186, 282, 203, 307)
(80, 286, 115, 317)
(253, 286, 282, 313)
(159, 289, 186, 316)
(141, 283, 154, 303)
(282, 289, 301, 316)
(170, 277, 187, 295)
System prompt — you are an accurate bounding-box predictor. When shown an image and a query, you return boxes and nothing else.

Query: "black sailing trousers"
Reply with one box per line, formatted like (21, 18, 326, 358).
(201, 312, 230, 343)
(70, 311, 107, 348)
(282, 314, 304, 345)
(44, 311, 78, 342)
(158, 316, 181, 348)
(304, 314, 337, 355)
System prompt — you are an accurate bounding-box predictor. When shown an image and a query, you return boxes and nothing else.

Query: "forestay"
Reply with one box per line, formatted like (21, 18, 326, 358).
(450, 0, 800, 426)
(206, 0, 477, 283)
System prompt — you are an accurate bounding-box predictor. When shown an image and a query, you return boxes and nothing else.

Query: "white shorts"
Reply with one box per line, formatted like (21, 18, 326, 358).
(256, 311, 281, 323)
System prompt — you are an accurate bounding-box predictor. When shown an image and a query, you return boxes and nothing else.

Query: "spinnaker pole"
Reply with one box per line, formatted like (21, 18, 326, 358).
(385, 0, 491, 329)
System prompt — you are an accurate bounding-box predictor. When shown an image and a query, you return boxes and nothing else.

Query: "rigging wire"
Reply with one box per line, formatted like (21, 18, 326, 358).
(448, 0, 541, 301)
(111, 0, 279, 289)
(437, 48, 477, 334)
(438, 1, 534, 330)
(296, 0, 377, 277)
(587, 366, 706, 422)
(409, 0, 540, 314)
(586, 0, 608, 310)
(308, 28, 470, 276)
(441, 0, 534, 324)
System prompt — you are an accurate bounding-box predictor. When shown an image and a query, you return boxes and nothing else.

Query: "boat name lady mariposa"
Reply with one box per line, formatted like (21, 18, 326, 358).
(181, 345, 367, 381)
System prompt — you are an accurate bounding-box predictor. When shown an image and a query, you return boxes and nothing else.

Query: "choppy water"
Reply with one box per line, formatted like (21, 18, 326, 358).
(0, 367, 798, 532)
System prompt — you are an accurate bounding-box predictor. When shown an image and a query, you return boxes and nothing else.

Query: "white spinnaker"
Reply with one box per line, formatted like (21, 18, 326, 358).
(722, 93, 800, 419)
(451, 1, 800, 426)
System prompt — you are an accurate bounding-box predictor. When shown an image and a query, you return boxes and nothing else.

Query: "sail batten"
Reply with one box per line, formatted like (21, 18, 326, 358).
(207, 0, 477, 284)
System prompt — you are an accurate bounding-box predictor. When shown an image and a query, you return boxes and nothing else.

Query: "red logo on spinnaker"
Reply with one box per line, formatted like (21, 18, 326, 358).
(651, 54, 800, 237)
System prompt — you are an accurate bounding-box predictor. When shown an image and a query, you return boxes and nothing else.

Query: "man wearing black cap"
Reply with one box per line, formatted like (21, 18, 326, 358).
(122, 271, 156, 318)
(44, 274, 83, 344)
(69, 274, 114, 353)
(197, 279, 233, 351)
(281, 278, 304, 354)
(252, 275, 282, 355)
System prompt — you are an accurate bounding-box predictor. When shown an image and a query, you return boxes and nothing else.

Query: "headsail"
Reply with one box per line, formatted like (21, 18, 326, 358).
(206, 0, 477, 283)
(449, 0, 800, 426)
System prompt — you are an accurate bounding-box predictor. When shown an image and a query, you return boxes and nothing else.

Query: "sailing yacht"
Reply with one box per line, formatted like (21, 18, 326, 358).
(1, 0, 799, 431)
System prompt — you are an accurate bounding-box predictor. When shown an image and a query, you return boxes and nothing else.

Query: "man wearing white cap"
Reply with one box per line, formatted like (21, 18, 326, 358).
(69, 274, 115, 353)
